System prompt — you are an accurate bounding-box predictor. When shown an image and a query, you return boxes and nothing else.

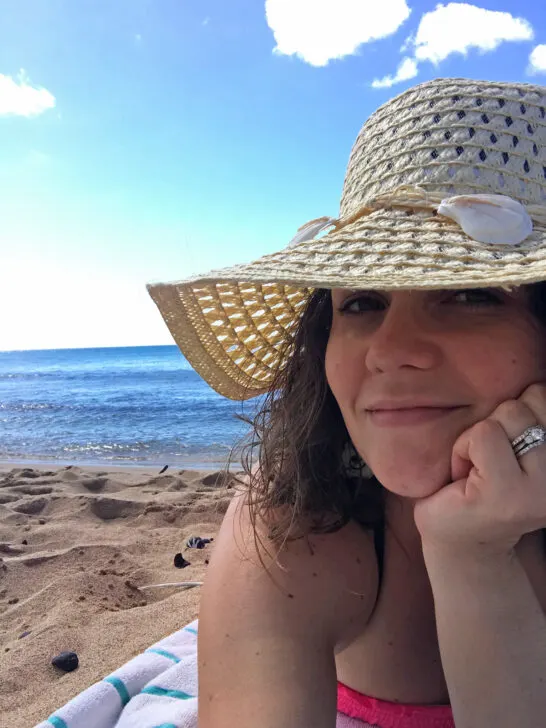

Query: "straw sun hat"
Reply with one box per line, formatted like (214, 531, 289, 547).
(148, 77, 546, 401)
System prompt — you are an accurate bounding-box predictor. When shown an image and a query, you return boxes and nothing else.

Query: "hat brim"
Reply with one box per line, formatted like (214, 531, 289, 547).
(147, 208, 546, 400)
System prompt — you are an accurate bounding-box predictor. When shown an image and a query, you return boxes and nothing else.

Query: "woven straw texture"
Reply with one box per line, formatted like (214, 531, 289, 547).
(148, 77, 546, 400)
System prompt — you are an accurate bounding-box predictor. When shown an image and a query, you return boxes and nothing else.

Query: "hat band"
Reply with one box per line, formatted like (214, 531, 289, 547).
(289, 185, 546, 248)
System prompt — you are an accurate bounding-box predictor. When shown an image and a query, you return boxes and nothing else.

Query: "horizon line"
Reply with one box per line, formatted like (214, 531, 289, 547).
(0, 343, 179, 354)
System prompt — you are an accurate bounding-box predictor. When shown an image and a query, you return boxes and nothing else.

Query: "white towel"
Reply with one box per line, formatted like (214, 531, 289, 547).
(36, 619, 362, 728)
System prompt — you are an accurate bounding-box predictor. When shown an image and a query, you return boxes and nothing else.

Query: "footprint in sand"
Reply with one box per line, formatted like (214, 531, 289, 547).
(14, 469, 41, 479)
(0, 494, 19, 505)
(80, 477, 108, 493)
(0, 543, 25, 555)
(11, 485, 54, 496)
(200, 471, 233, 487)
(89, 497, 143, 521)
(11, 497, 48, 515)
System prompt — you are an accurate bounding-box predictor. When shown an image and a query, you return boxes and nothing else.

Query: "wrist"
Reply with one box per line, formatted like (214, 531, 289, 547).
(421, 539, 518, 586)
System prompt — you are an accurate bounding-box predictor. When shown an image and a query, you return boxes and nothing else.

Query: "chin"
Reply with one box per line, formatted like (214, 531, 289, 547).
(367, 459, 452, 500)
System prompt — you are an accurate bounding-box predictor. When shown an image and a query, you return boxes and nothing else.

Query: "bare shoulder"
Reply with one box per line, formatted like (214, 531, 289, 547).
(202, 492, 379, 644)
(197, 492, 378, 727)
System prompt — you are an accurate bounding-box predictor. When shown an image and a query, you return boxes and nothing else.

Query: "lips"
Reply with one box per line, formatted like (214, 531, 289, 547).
(366, 401, 461, 411)
(366, 406, 463, 426)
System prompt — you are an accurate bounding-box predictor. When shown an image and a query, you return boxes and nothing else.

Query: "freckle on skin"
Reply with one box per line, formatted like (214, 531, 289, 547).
(356, 557, 361, 564)
(312, 572, 318, 577)
(288, 593, 294, 598)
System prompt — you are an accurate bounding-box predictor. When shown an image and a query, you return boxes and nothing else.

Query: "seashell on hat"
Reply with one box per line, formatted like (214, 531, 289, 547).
(148, 77, 546, 400)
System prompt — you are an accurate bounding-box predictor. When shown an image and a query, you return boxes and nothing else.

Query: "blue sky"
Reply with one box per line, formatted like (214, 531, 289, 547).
(1, 0, 546, 350)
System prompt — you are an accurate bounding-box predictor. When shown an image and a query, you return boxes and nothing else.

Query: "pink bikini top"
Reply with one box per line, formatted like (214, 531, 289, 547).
(337, 681, 455, 728)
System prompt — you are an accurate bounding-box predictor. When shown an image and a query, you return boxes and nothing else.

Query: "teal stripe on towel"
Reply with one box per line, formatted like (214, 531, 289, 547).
(145, 648, 181, 663)
(47, 717, 68, 728)
(152, 724, 179, 728)
(184, 626, 198, 635)
(104, 675, 131, 706)
(141, 685, 193, 700)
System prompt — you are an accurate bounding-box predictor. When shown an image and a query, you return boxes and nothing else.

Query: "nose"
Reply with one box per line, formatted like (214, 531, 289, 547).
(364, 297, 440, 374)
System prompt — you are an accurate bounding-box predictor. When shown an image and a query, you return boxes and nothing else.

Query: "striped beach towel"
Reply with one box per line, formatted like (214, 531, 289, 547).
(36, 621, 200, 728)
(35, 619, 404, 728)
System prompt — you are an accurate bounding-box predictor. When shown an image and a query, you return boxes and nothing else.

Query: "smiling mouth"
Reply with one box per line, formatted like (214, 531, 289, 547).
(366, 406, 463, 426)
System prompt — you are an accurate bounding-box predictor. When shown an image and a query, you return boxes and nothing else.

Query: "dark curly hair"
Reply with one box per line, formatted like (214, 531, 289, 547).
(228, 281, 546, 558)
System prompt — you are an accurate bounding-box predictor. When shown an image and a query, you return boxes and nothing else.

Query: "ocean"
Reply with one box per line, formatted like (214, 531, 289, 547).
(0, 346, 262, 469)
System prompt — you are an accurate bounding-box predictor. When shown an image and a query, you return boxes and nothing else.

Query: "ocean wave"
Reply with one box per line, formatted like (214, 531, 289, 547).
(0, 345, 254, 466)
(0, 368, 198, 382)
(0, 402, 60, 411)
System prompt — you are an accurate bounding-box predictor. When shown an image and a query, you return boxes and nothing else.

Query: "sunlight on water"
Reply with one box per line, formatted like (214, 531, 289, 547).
(0, 346, 260, 467)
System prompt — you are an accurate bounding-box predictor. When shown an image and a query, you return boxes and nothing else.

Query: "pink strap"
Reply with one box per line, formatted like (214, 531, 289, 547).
(337, 682, 455, 728)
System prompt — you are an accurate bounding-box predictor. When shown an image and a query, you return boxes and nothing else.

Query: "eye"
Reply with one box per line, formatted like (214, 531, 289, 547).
(444, 288, 504, 307)
(339, 293, 386, 314)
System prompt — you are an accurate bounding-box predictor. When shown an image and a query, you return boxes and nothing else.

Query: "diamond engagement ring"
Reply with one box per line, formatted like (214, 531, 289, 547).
(511, 426, 546, 459)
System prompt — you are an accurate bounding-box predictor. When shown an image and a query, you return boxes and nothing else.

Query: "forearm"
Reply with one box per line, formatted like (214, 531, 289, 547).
(423, 546, 546, 728)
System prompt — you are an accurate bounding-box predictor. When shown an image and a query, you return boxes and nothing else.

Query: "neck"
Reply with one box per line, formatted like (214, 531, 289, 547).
(384, 490, 425, 558)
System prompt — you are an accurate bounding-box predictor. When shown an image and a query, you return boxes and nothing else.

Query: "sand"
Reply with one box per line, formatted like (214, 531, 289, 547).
(0, 462, 238, 727)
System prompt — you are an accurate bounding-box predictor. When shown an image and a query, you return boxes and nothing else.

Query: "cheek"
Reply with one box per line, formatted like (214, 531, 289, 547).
(458, 334, 546, 408)
(325, 336, 364, 414)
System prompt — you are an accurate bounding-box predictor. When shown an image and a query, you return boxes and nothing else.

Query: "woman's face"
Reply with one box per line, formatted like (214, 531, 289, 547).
(325, 287, 546, 499)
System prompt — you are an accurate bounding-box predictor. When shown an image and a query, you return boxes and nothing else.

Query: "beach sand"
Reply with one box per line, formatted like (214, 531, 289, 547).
(0, 462, 238, 727)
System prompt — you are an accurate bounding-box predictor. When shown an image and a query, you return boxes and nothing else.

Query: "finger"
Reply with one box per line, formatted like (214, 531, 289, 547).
(451, 418, 522, 489)
(490, 398, 540, 442)
(488, 397, 545, 476)
(519, 383, 546, 421)
(513, 391, 546, 476)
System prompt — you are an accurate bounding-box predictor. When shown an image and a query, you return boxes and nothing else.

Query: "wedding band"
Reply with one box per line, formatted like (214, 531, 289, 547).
(511, 426, 546, 459)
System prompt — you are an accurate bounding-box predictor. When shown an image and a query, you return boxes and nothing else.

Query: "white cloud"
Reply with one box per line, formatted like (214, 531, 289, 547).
(372, 57, 418, 88)
(0, 69, 55, 117)
(265, 0, 411, 67)
(528, 44, 546, 74)
(372, 3, 533, 88)
(411, 2, 533, 64)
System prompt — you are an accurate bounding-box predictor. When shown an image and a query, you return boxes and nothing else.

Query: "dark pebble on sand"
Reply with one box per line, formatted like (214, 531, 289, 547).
(159, 465, 169, 474)
(52, 651, 79, 672)
(186, 536, 213, 549)
(19, 630, 31, 639)
(174, 553, 190, 568)
(21, 540, 28, 545)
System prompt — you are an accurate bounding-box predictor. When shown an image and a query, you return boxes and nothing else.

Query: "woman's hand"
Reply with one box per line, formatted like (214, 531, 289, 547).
(413, 383, 546, 560)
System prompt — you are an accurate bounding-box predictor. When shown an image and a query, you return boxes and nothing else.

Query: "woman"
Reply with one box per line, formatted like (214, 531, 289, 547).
(148, 78, 546, 728)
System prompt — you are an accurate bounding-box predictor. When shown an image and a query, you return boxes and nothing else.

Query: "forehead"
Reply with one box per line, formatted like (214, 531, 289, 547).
(330, 287, 428, 301)
(328, 288, 536, 319)
(330, 286, 524, 298)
